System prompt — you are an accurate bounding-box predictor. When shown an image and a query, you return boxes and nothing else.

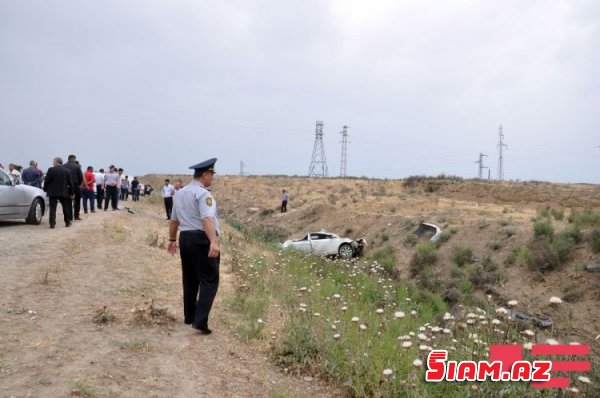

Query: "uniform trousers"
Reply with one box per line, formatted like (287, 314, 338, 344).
(96, 184, 105, 209)
(164, 197, 173, 219)
(104, 186, 119, 210)
(179, 230, 220, 328)
(72, 186, 82, 219)
(49, 197, 72, 226)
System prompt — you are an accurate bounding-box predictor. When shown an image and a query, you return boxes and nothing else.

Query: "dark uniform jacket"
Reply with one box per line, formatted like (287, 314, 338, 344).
(44, 165, 74, 198)
(63, 161, 83, 187)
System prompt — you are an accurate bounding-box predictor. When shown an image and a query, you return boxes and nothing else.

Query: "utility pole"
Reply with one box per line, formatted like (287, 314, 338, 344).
(308, 121, 328, 177)
(240, 161, 245, 176)
(339, 125, 349, 178)
(474, 153, 488, 179)
(497, 125, 507, 181)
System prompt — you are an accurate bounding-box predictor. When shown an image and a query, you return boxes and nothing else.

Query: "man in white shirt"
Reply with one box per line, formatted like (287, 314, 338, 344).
(94, 168, 106, 210)
(161, 179, 175, 220)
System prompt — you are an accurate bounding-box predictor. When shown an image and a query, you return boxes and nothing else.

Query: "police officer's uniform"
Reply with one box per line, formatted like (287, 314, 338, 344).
(170, 158, 220, 333)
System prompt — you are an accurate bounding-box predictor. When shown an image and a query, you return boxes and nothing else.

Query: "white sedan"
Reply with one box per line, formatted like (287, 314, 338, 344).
(282, 230, 367, 259)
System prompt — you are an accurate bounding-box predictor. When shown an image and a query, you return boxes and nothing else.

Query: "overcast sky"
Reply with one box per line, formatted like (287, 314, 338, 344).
(1, 0, 599, 183)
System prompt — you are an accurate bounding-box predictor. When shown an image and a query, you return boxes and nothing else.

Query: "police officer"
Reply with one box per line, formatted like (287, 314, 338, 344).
(167, 158, 220, 334)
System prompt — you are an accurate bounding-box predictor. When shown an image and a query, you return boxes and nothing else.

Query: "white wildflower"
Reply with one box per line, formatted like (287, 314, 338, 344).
(523, 330, 535, 337)
(545, 338, 559, 345)
(359, 324, 367, 331)
(333, 333, 341, 339)
(402, 341, 412, 348)
(507, 300, 518, 307)
(351, 316, 359, 322)
(376, 308, 384, 314)
(394, 311, 405, 319)
(413, 359, 423, 367)
(383, 368, 393, 376)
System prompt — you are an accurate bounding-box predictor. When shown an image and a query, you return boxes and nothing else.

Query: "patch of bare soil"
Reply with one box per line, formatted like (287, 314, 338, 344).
(0, 200, 341, 397)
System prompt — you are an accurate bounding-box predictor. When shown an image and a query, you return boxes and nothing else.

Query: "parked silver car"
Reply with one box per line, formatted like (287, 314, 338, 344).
(0, 169, 47, 224)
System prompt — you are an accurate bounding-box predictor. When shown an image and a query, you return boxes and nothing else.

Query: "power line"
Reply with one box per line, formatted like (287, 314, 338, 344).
(497, 125, 507, 180)
(308, 121, 328, 177)
(474, 152, 488, 179)
(340, 125, 349, 178)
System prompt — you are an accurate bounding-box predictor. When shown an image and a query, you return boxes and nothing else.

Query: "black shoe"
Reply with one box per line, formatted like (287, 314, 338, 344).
(75, 216, 82, 220)
(84, 211, 88, 214)
(192, 324, 212, 334)
(91, 210, 96, 213)
(65, 221, 72, 227)
(49, 224, 55, 229)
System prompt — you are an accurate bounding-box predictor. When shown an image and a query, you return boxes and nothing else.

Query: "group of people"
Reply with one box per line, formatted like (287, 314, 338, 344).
(2, 156, 153, 228)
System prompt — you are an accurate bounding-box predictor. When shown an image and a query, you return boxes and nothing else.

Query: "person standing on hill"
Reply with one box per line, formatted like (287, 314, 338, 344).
(64, 154, 83, 221)
(281, 189, 289, 213)
(167, 158, 220, 334)
(161, 179, 175, 220)
(44, 157, 74, 228)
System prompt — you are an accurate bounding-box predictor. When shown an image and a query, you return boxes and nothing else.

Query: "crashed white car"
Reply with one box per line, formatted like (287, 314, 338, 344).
(281, 230, 367, 259)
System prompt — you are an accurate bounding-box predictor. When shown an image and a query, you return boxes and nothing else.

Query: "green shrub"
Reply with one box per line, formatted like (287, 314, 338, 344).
(435, 232, 451, 246)
(528, 238, 558, 272)
(451, 245, 473, 267)
(503, 226, 517, 238)
(533, 219, 554, 239)
(517, 246, 533, 267)
(537, 207, 551, 219)
(569, 209, 600, 227)
(551, 208, 564, 221)
(505, 245, 519, 265)
(368, 245, 396, 275)
(488, 240, 502, 251)
(410, 243, 437, 275)
(404, 234, 417, 246)
(260, 208, 275, 216)
(561, 225, 583, 244)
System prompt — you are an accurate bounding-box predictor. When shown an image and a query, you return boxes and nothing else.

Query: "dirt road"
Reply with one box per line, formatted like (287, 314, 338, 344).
(0, 202, 335, 397)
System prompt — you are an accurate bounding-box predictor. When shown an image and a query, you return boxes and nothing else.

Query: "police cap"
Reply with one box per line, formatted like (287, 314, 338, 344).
(189, 158, 217, 173)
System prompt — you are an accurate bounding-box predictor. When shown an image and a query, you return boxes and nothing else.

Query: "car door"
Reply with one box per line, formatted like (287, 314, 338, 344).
(310, 233, 334, 255)
(292, 234, 312, 254)
(0, 170, 25, 219)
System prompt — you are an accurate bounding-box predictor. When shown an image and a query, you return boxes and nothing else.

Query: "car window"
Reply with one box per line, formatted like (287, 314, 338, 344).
(0, 170, 12, 186)
(299, 234, 308, 241)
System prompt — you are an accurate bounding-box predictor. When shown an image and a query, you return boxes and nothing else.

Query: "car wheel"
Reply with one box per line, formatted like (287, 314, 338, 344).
(338, 243, 354, 259)
(26, 198, 43, 225)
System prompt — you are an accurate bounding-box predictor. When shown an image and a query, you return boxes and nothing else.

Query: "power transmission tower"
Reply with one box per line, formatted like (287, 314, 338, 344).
(240, 161, 245, 176)
(474, 153, 488, 179)
(308, 121, 328, 177)
(339, 125, 349, 178)
(497, 125, 507, 181)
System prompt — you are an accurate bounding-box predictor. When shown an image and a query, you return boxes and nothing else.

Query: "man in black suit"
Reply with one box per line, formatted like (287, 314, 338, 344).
(63, 154, 83, 221)
(44, 157, 74, 229)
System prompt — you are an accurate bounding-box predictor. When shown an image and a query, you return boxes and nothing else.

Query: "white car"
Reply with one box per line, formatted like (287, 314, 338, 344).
(282, 230, 367, 259)
(0, 169, 47, 224)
